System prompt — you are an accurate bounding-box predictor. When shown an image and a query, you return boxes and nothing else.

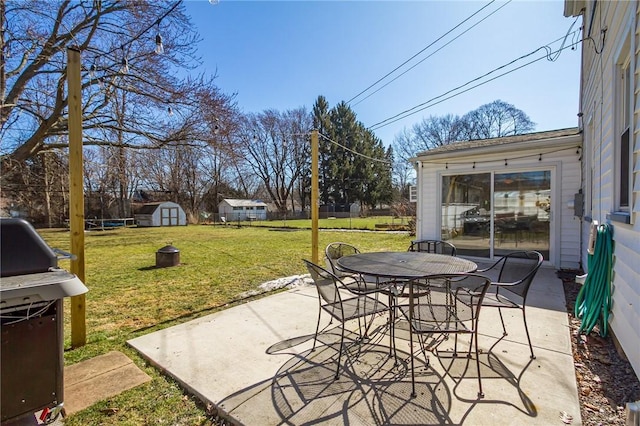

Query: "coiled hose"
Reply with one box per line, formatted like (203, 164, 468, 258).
(575, 223, 613, 336)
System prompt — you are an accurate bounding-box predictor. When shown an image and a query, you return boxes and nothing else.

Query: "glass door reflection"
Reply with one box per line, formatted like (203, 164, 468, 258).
(441, 170, 551, 260)
(494, 171, 550, 259)
(441, 173, 491, 258)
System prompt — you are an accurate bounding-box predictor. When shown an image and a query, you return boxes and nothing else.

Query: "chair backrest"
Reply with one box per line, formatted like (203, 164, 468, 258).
(325, 242, 360, 277)
(409, 273, 492, 327)
(496, 251, 543, 298)
(408, 239, 457, 256)
(303, 259, 343, 306)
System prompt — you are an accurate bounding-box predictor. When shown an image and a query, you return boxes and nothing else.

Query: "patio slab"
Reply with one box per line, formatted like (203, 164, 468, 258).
(128, 266, 581, 425)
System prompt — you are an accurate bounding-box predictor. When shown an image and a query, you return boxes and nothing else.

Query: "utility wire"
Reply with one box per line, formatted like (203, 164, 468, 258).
(352, 0, 512, 108)
(369, 31, 582, 130)
(346, 0, 497, 105)
(318, 132, 391, 165)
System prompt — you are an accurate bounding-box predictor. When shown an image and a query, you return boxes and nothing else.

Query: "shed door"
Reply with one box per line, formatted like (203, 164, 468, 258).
(161, 207, 179, 226)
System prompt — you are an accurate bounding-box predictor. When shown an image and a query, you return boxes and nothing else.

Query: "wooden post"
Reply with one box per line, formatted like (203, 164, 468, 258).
(67, 47, 86, 347)
(311, 130, 319, 264)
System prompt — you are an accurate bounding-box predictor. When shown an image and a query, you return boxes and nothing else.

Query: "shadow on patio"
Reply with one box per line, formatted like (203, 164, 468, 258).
(128, 266, 581, 425)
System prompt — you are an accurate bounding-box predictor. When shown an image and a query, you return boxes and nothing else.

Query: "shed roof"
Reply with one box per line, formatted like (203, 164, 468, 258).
(413, 128, 581, 160)
(136, 202, 180, 214)
(222, 199, 268, 207)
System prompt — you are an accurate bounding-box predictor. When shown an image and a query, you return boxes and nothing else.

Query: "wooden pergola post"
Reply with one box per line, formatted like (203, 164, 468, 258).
(311, 130, 319, 264)
(67, 47, 86, 347)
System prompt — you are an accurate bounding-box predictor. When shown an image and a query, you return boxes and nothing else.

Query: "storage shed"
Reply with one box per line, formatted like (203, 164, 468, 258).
(134, 202, 187, 227)
(218, 199, 267, 221)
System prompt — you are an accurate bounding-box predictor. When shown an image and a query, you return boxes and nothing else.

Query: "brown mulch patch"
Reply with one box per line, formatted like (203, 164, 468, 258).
(558, 269, 640, 425)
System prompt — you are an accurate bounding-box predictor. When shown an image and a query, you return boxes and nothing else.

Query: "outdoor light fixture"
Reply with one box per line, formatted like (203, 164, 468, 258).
(120, 54, 129, 74)
(155, 33, 164, 54)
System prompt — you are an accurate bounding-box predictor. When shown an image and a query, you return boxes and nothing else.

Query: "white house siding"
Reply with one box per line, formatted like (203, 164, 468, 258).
(218, 199, 268, 221)
(414, 131, 582, 269)
(570, 0, 640, 378)
(559, 154, 582, 269)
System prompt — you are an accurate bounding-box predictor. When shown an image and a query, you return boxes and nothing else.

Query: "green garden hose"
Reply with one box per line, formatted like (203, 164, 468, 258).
(574, 223, 613, 337)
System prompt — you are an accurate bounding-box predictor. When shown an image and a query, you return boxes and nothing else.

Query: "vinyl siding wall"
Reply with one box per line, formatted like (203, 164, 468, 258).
(578, 0, 640, 378)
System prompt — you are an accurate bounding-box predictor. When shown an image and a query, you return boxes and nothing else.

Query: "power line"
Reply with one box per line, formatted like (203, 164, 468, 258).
(369, 30, 582, 131)
(346, 0, 497, 105)
(351, 0, 512, 108)
(318, 132, 391, 165)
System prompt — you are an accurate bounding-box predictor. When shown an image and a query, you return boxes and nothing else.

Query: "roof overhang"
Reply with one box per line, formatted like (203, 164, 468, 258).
(564, 0, 586, 17)
(411, 129, 582, 163)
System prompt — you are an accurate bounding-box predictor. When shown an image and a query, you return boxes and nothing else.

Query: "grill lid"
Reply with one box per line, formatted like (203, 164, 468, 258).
(0, 218, 57, 277)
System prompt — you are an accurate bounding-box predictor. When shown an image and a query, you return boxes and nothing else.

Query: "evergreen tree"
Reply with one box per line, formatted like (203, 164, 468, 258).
(310, 98, 393, 210)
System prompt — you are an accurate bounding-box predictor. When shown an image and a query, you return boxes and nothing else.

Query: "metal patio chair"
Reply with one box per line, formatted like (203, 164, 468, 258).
(397, 273, 491, 398)
(325, 242, 380, 292)
(408, 239, 457, 256)
(303, 259, 390, 379)
(473, 250, 544, 359)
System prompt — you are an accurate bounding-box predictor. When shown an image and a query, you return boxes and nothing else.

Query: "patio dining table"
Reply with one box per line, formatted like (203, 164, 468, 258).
(336, 251, 478, 358)
(336, 251, 478, 281)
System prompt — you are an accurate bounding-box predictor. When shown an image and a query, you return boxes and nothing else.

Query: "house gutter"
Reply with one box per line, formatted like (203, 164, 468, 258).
(411, 133, 583, 162)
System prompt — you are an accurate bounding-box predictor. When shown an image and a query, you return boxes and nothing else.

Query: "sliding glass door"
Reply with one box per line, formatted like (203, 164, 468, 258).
(441, 173, 492, 258)
(441, 170, 551, 259)
(494, 171, 550, 259)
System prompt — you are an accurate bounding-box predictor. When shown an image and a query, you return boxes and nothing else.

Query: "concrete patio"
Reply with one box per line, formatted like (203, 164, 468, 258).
(128, 265, 581, 425)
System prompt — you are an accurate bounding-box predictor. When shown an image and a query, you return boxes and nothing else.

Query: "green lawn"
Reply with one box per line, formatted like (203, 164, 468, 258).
(224, 215, 411, 230)
(38, 223, 412, 424)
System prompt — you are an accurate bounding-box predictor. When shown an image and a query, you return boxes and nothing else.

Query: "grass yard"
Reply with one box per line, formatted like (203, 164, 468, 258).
(38, 223, 412, 425)
(224, 215, 411, 230)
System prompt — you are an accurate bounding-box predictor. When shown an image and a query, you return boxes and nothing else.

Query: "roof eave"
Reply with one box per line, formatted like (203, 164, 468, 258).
(564, 0, 585, 17)
(412, 133, 582, 162)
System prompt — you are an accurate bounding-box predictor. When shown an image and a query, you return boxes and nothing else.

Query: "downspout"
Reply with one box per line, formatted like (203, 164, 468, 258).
(578, 5, 587, 272)
(415, 160, 422, 238)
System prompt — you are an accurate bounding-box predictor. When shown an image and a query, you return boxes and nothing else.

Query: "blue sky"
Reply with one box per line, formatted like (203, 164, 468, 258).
(183, 0, 582, 145)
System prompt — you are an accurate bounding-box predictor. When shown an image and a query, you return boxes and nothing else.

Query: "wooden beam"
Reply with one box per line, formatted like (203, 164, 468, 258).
(67, 47, 86, 347)
(311, 130, 319, 264)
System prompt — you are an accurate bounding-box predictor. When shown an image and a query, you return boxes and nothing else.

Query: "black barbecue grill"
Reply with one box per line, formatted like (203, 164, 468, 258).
(1, 218, 88, 424)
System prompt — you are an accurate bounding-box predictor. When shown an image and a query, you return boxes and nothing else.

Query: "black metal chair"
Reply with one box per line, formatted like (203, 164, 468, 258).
(408, 239, 457, 256)
(397, 273, 492, 398)
(473, 250, 544, 359)
(303, 259, 389, 379)
(325, 242, 379, 292)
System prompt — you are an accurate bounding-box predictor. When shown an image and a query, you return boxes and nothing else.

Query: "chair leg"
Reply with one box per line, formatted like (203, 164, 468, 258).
(335, 323, 345, 380)
(389, 293, 396, 359)
(409, 319, 416, 398)
(312, 306, 321, 352)
(474, 329, 484, 399)
(522, 308, 536, 359)
(498, 307, 508, 336)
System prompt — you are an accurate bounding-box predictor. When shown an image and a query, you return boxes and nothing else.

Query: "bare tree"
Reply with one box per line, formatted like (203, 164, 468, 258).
(1, 1, 244, 221)
(237, 108, 311, 213)
(1, 0, 208, 168)
(391, 100, 536, 193)
(462, 99, 535, 140)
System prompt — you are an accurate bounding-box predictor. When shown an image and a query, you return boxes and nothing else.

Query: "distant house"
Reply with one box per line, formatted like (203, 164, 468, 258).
(134, 202, 187, 227)
(218, 199, 267, 221)
(564, 0, 639, 378)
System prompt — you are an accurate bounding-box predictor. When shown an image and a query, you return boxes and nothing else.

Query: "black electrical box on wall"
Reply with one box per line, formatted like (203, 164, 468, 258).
(574, 192, 584, 217)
